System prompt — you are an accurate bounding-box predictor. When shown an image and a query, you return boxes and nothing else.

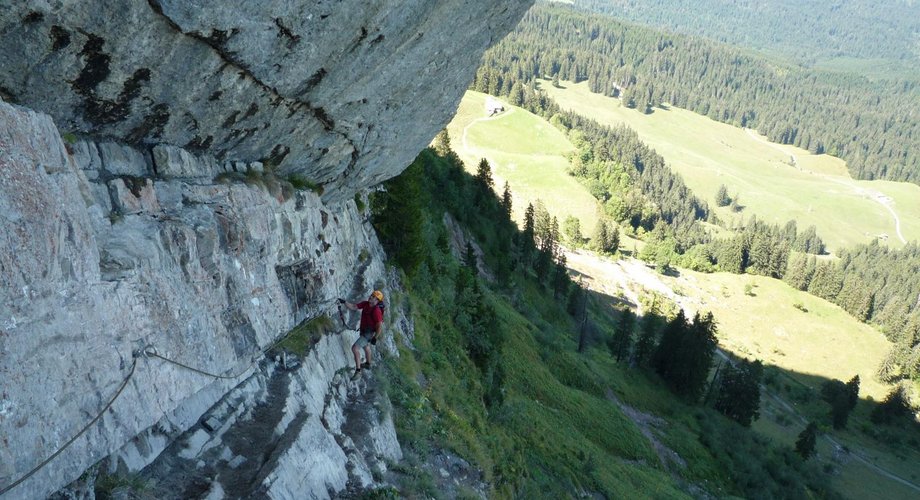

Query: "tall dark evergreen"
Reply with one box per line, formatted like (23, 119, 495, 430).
(714, 359, 764, 427)
(653, 311, 718, 401)
(609, 309, 635, 362)
(870, 385, 914, 425)
(634, 315, 659, 368)
(795, 422, 819, 460)
(500, 182, 513, 218)
(820, 378, 857, 430)
(371, 159, 426, 276)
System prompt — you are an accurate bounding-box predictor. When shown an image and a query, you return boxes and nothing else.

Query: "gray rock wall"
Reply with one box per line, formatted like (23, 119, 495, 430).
(0, 99, 402, 499)
(0, 1, 535, 497)
(0, 0, 533, 202)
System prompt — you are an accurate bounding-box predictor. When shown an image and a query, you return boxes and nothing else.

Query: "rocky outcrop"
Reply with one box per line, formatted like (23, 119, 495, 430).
(0, 99, 405, 499)
(1, 1, 536, 497)
(0, 0, 533, 203)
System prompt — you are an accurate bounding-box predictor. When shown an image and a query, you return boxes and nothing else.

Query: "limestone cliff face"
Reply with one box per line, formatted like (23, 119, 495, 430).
(1, 0, 531, 202)
(0, 1, 534, 498)
(0, 100, 406, 499)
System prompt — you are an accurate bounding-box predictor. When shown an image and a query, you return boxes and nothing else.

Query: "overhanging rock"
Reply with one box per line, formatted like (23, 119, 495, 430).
(1, 0, 534, 202)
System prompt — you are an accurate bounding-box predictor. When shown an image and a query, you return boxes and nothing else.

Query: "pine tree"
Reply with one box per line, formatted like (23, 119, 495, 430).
(820, 378, 855, 429)
(795, 422, 818, 460)
(475, 158, 494, 190)
(609, 309, 635, 362)
(371, 159, 426, 276)
(653, 311, 718, 401)
(714, 359, 763, 427)
(634, 315, 659, 367)
(871, 384, 914, 424)
(433, 129, 452, 157)
(715, 184, 731, 207)
(501, 182, 513, 218)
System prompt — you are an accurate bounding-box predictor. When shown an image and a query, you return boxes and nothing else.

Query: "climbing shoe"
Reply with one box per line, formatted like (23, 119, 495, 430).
(351, 368, 362, 380)
(362, 362, 371, 370)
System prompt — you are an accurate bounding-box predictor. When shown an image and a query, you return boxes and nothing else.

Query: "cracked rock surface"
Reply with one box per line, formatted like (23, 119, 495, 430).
(0, 0, 533, 202)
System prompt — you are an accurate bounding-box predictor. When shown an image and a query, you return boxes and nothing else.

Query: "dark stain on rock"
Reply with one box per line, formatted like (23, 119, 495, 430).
(207, 29, 231, 46)
(50, 26, 71, 51)
(120, 175, 148, 197)
(311, 106, 334, 131)
(0, 85, 17, 103)
(303, 68, 326, 92)
(222, 111, 239, 128)
(185, 135, 213, 151)
(243, 102, 259, 119)
(263, 144, 290, 167)
(208, 90, 223, 101)
(73, 34, 111, 95)
(23, 11, 44, 23)
(320, 210, 329, 229)
(371, 34, 385, 45)
(126, 103, 170, 143)
(71, 33, 155, 127)
(274, 18, 301, 46)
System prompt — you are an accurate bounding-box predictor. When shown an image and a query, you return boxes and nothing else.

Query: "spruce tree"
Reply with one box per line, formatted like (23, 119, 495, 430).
(795, 422, 818, 460)
(634, 315, 659, 367)
(820, 379, 855, 429)
(609, 309, 635, 362)
(475, 158, 494, 190)
(433, 129, 452, 157)
(653, 311, 718, 401)
(715, 184, 731, 207)
(371, 160, 426, 276)
(592, 218, 609, 252)
(871, 384, 914, 424)
(714, 359, 763, 427)
(501, 182, 513, 218)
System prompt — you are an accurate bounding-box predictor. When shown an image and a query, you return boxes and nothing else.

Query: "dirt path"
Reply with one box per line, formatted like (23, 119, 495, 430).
(460, 106, 515, 153)
(744, 128, 906, 244)
(567, 249, 920, 494)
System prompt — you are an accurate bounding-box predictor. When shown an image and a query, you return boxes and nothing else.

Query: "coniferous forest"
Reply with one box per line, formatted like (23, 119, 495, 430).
(465, 4, 920, 387)
(473, 4, 920, 185)
(575, 0, 920, 67)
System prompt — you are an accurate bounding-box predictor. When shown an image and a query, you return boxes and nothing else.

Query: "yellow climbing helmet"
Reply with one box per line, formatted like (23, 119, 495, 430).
(371, 290, 384, 301)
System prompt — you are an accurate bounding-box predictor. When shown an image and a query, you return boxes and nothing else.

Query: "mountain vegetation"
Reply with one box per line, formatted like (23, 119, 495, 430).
(370, 144, 840, 498)
(473, 4, 920, 186)
(574, 0, 920, 69)
(469, 4, 920, 388)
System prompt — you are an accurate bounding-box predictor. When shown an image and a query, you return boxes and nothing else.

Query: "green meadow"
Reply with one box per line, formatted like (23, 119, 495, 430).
(445, 91, 601, 233)
(541, 80, 920, 252)
(663, 270, 892, 400)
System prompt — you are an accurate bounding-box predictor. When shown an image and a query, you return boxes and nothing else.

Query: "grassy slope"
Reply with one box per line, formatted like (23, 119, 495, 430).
(445, 91, 600, 231)
(443, 90, 920, 498)
(540, 80, 920, 252)
(391, 272, 692, 498)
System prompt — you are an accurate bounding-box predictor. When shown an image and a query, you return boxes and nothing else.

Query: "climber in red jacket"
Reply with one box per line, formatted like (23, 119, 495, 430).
(339, 290, 384, 378)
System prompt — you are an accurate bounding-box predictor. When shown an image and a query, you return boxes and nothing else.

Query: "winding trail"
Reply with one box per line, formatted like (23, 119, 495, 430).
(566, 249, 920, 495)
(460, 106, 515, 153)
(744, 128, 906, 244)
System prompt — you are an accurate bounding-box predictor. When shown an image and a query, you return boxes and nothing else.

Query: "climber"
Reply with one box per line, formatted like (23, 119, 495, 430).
(338, 290, 384, 378)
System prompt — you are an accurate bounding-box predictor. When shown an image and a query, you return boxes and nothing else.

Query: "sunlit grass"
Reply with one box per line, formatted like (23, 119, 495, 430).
(541, 80, 920, 252)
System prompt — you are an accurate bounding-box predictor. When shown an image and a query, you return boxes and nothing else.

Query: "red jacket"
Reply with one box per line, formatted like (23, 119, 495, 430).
(357, 301, 384, 332)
